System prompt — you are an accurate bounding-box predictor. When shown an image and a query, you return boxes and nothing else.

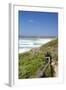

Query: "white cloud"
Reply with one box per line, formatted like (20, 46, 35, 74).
(28, 19, 33, 23)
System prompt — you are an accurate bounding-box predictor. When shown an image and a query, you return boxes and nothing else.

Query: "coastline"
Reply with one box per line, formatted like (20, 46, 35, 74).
(18, 38, 54, 53)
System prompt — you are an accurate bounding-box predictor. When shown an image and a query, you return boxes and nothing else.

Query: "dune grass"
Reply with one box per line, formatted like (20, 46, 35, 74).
(18, 38, 58, 79)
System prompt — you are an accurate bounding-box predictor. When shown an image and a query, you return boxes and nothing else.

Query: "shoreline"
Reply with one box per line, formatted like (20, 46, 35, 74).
(18, 38, 54, 53)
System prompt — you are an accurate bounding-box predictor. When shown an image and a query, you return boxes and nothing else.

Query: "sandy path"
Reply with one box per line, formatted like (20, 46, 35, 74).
(51, 61, 58, 77)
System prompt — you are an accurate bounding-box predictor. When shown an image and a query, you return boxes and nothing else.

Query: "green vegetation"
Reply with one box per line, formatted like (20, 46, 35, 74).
(19, 38, 58, 79)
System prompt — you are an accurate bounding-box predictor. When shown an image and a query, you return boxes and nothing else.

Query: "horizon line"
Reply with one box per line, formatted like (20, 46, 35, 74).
(19, 36, 57, 38)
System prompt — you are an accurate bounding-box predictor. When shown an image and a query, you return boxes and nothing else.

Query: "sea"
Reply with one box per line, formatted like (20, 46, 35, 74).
(18, 38, 53, 53)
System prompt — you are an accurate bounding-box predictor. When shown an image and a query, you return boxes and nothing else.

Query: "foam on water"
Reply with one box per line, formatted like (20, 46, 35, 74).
(19, 38, 53, 53)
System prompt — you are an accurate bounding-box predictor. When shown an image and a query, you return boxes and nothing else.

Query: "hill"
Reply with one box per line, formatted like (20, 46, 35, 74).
(19, 38, 58, 79)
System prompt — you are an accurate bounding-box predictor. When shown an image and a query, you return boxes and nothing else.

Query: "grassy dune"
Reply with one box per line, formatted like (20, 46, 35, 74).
(19, 38, 58, 79)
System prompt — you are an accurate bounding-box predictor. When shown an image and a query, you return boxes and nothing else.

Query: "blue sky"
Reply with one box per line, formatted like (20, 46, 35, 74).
(19, 11, 58, 37)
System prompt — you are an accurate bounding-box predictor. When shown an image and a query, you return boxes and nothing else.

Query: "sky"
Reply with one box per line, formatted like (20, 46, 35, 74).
(19, 11, 58, 37)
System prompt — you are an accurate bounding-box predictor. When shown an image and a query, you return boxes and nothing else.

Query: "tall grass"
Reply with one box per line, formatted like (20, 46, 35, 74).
(18, 38, 58, 79)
